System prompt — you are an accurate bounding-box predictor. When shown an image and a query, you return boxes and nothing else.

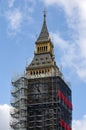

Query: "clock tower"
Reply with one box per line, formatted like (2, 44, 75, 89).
(11, 11, 72, 130)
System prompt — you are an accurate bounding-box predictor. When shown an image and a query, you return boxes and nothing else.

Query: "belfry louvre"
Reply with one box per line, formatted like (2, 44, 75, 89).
(10, 11, 72, 130)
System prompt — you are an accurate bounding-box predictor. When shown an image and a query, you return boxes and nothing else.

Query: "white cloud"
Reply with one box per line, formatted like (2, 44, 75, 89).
(73, 115, 86, 130)
(7, 8, 22, 32)
(0, 104, 11, 130)
(50, 32, 70, 50)
(51, 32, 86, 81)
(42, 0, 86, 17)
(8, 0, 15, 7)
(2, 0, 36, 35)
(42, 0, 75, 16)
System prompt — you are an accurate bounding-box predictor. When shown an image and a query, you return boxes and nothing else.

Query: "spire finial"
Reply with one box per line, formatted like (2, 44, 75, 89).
(43, 8, 46, 20)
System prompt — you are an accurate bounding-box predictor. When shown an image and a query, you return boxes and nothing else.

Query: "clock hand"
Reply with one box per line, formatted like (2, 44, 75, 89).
(37, 87, 40, 92)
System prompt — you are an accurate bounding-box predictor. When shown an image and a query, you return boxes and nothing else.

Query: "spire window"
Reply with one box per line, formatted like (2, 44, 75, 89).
(37, 47, 39, 52)
(44, 46, 45, 51)
(46, 46, 47, 51)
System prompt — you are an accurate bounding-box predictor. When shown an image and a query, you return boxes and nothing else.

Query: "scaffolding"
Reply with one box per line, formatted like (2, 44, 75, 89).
(10, 75, 72, 130)
(10, 76, 28, 130)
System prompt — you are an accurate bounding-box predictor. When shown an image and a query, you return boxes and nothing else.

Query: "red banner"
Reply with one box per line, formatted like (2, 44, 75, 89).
(60, 119, 72, 130)
(58, 90, 73, 110)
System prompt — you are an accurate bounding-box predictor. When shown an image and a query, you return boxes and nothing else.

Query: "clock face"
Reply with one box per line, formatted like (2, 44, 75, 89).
(31, 83, 48, 100)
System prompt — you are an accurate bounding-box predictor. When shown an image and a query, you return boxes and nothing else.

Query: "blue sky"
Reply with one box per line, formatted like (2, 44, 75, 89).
(0, 0, 86, 130)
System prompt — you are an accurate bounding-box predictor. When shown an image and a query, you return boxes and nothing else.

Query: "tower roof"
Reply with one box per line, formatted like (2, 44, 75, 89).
(36, 10, 50, 43)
